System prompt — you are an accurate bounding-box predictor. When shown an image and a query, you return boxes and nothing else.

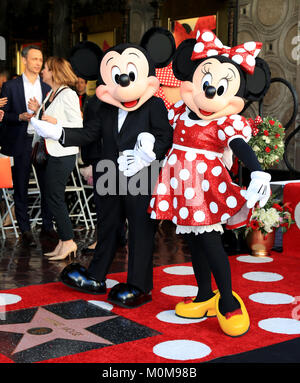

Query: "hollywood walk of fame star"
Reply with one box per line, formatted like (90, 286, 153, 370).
(0, 306, 117, 354)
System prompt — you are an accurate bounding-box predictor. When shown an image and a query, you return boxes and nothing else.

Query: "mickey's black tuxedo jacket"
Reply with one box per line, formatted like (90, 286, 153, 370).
(62, 96, 173, 194)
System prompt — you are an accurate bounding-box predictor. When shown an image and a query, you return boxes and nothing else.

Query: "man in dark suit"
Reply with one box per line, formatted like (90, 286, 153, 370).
(75, 77, 89, 114)
(0, 45, 54, 246)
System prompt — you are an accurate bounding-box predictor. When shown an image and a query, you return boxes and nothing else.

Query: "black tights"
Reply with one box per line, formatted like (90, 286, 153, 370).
(185, 231, 240, 315)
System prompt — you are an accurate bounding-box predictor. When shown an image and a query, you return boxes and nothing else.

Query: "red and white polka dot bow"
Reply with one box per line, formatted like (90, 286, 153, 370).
(191, 29, 262, 74)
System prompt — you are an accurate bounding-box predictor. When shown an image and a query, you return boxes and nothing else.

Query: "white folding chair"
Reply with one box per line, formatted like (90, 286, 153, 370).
(0, 157, 19, 239)
(28, 165, 42, 227)
(66, 161, 95, 230)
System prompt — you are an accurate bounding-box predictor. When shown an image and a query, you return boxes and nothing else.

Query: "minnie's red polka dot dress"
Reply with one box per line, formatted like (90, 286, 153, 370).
(148, 101, 252, 233)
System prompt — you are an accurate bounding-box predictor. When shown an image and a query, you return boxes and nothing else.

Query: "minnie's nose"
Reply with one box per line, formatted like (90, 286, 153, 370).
(205, 86, 216, 99)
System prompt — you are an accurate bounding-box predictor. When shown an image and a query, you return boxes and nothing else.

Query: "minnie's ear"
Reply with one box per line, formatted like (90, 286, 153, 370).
(140, 27, 176, 68)
(70, 41, 104, 81)
(244, 57, 271, 101)
(172, 39, 197, 81)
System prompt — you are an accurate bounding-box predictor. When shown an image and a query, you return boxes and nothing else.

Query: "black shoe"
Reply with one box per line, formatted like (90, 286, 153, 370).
(108, 283, 152, 308)
(60, 263, 106, 294)
(20, 231, 36, 247)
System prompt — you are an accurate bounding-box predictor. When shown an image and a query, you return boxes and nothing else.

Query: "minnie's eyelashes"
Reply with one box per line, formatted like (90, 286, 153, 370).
(201, 67, 233, 83)
(201, 66, 211, 76)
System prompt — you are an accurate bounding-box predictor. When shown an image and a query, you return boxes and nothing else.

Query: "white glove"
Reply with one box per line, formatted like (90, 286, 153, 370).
(117, 150, 135, 172)
(117, 133, 156, 177)
(117, 150, 147, 177)
(31, 117, 62, 141)
(244, 171, 271, 208)
(134, 132, 156, 164)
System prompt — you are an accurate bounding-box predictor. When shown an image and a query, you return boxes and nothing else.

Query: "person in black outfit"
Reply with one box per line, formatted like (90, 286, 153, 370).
(80, 95, 127, 256)
(32, 28, 175, 308)
(29, 57, 83, 260)
(75, 77, 89, 114)
(0, 45, 53, 246)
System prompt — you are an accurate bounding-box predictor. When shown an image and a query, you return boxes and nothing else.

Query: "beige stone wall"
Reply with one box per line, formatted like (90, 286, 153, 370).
(238, 0, 300, 172)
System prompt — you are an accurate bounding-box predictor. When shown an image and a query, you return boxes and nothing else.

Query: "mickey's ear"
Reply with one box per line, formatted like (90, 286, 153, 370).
(140, 27, 176, 68)
(69, 41, 104, 81)
(172, 39, 197, 81)
(244, 57, 271, 101)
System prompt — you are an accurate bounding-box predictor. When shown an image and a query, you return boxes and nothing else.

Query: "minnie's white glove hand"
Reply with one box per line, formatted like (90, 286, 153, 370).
(31, 117, 62, 140)
(244, 171, 271, 208)
(134, 132, 156, 164)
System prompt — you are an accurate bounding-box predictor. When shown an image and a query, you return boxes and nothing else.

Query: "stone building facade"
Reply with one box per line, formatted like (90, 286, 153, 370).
(0, 0, 299, 172)
(237, 0, 300, 173)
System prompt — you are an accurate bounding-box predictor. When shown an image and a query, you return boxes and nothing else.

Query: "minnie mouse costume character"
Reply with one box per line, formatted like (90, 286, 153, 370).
(148, 29, 272, 336)
(31, 28, 175, 308)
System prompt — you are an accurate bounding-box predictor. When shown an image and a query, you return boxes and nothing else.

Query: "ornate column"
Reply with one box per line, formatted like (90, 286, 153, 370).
(47, 0, 54, 56)
(121, 0, 131, 43)
(150, 0, 165, 27)
(52, 0, 72, 57)
(128, 0, 156, 43)
(228, 0, 239, 46)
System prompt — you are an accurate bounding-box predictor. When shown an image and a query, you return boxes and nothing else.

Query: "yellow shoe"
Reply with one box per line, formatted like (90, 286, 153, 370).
(175, 290, 218, 319)
(215, 291, 250, 337)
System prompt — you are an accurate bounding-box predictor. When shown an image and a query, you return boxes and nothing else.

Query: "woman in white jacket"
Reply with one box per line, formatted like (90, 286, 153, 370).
(29, 57, 82, 260)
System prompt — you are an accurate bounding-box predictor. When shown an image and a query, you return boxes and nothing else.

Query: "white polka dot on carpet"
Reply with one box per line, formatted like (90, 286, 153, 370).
(163, 265, 194, 275)
(243, 271, 283, 282)
(0, 293, 22, 305)
(294, 202, 300, 229)
(87, 300, 114, 311)
(249, 292, 295, 305)
(161, 285, 198, 297)
(106, 279, 119, 289)
(156, 310, 206, 325)
(153, 340, 211, 361)
(258, 318, 300, 335)
(236, 255, 273, 263)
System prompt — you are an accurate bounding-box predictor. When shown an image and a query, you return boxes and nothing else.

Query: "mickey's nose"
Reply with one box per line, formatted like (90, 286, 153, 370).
(119, 74, 130, 87)
(205, 86, 216, 99)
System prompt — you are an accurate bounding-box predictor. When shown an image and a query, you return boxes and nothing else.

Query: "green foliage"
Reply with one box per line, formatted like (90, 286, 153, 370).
(248, 116, 285, 170)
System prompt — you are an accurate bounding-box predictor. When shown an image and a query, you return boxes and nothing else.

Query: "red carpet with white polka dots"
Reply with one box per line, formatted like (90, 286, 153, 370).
(0, 249, 299, 363)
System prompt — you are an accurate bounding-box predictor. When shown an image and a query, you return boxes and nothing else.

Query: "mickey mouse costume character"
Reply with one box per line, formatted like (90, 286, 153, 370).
(31, 28, 175, 308)
(148, 29, 272, 336)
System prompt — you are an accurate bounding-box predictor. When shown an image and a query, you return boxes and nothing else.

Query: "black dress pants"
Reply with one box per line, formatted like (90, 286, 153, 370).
(44, 154, 76, 241)
(88, 193, 157, 293)
(12, 135, 53, 233)
(91, 162, 126, 243)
